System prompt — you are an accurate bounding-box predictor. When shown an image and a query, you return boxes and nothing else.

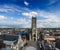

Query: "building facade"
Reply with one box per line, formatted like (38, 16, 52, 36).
(32, 17, 37, 41)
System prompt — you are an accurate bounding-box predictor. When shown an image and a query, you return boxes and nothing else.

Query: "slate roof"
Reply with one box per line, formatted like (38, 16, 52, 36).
(0, 34, 19, 45)
(16, 31, 28, 35)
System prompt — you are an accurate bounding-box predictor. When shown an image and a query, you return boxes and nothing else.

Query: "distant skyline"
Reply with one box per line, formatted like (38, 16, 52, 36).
(0, 0, 60, 28)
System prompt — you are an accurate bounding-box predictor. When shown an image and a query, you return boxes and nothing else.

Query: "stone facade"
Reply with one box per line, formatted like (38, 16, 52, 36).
(32, 17, 37, 41)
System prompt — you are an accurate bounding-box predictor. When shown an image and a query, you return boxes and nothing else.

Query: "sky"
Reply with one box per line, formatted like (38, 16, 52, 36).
(0, 0, 60, 28)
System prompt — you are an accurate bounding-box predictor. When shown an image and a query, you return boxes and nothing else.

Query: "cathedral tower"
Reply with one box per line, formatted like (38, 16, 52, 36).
(32, 17, 37, 41)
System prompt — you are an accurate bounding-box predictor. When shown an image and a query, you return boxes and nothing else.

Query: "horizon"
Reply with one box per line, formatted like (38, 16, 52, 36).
(0, 0, 60, 28)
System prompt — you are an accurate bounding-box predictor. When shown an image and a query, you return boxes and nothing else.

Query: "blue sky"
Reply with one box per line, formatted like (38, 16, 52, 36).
(0, 0, 60, 28)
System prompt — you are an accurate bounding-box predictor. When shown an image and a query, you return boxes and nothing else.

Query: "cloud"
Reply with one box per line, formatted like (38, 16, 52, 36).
(24, 1, 29, 6)
(16, 18, 28, 24)
(22, 11, 38, 18)
(0, 5, 15, 12)
(37, 19, 60, 28)
(0, 9, 8, 12)
(0, 15, 7, 20)
(38, 10, 59, 21)
(0, 5, 32, 28)
(0, 4, 32, 17)
(0, 5, 25, 13)
(14, 18, 31, 28)
(0, 10, 60, 28)
(0, 7, 13, 13)
(0, 4, 60, 28)
(22, 10, 59, 22)
(0, 15, 31, 28)
(22, 9, 60, 28)
(48, 0, 58, 5)
(36, 10, 60, 28)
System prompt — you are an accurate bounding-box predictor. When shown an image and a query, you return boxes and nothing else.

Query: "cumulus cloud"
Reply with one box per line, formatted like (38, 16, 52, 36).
(0, 9, 60, 28)
(0, 15, 31, 28)
(22, 10, 59, 22)
(37, 19, 60, 28)
(22, 11, 38, 18)
(38, 10, 59, 22)
(36, 10, 60, 28)
(0, 4, 60, 28)
(24, 1, 29, 6)
(0, 5, 31, 28)
(0, 15, 7, 20)
(22, 10, 60, 28)
(14, 18, 31, 28)
(16, 18, 28, 24)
